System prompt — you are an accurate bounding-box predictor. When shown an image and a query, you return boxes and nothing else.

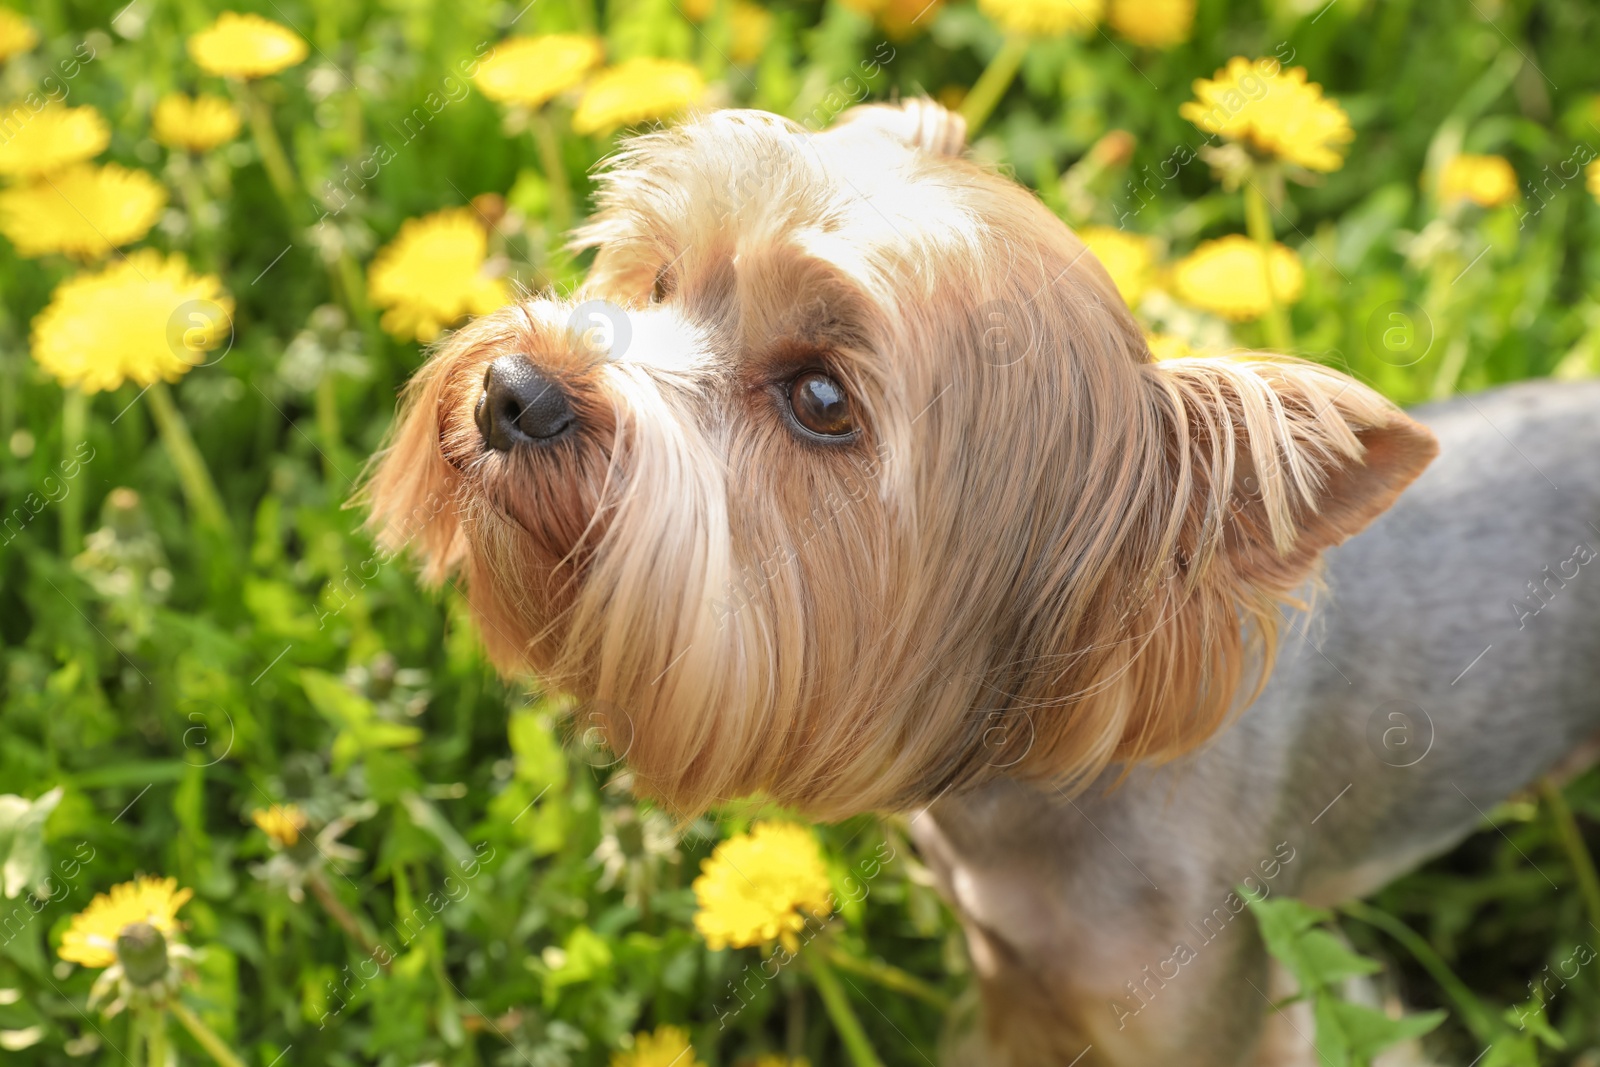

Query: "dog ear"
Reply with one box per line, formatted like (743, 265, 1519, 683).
(1003, 354, 1437, 794)
(1144, 355, 1438, 595)
(1097, 355, 1438, 766)
(828, 98, 967, 156)
(359, 342, 469, 587)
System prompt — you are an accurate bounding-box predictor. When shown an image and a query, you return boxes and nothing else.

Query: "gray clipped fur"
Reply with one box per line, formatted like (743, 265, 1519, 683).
(915, 377, 1600, 1067)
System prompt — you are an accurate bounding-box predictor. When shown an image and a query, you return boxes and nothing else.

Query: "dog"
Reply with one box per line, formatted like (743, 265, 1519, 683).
(366, 99, 1600, 1065)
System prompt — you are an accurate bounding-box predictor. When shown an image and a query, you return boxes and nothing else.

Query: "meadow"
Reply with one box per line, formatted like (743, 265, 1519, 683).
(3, 0, 1600, 1064)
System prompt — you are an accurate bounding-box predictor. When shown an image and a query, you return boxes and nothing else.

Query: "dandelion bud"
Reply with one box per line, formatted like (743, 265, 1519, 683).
(114, 921, 169, 987)
(1089, 130, 1136, 169)
(470, 193, 507, 230)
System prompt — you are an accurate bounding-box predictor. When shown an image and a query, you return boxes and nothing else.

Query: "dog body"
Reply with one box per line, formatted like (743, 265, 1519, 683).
(367, 100, 1594, 1066)
(915, 378, 1600, 1066)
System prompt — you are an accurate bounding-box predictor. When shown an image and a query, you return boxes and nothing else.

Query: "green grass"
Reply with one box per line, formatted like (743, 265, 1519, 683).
(3, 0, 1600, 1064)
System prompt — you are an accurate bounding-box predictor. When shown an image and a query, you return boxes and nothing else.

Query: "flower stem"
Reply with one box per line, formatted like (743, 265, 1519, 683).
(235, 75, 372, 412)
(1411, 255, 1456, 400)
(234, 79, 372, 394)
(1, 310, 14, 442)
(1539, 776, 1600, 937)
(60, 387, 86, 556)
(334, 248, 375, 333)
(315, 370, 343, 483)
(146, 381, 230, 534)
(308, 870, 387, 970)
(818, 942, 950, 1009)
(1340, 900, 1497, 1042)
(959, 35, 1030, 136)
(804, 950, 886, 1067)
(145, 1007, 170, 1067)
(132, 1009, 148, 1067)
(171, 1000, 250, 1067)
(1428, 335, 1471, 400)
(530, 110, 572, 237)
(1243, 178, 1293, 353)
(174, 153, 218, 273)
(236, 80, 304, 222)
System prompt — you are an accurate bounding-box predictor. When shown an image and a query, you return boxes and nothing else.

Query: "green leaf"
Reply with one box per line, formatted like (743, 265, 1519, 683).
(1500, 996, 1566, 1051)
(1326, 1000, 1446, 1063)
(543, 925, 615, 1007)
(1246, 892, 1343, 993)
(0, 787, 61, 900)
(243, 579, 321, 641)
(191, 943, 240, 1041)
(437, 988, 465, 1048)
(300, 668, 376, 730)
(1255, 893, 1445, 1066)
(1247, 893, 1329, 950)
(1297, 929, 1383, 987)
(302, 669, 422, 774)
(1312, 996, 1353, 1067)
(508, 708, 569, 792)
(1481, 1034, 1545, 1067)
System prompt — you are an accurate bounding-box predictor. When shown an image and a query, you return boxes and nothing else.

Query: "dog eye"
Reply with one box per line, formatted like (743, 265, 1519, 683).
(651, 266, 674, 304)
(788, 371, 855, 438)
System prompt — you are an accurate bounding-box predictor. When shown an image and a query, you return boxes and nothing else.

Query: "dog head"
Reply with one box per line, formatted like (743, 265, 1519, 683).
(365, 100, 1437, 820)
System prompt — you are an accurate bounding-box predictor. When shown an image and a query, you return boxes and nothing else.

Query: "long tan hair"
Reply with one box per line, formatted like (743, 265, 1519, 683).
(365, 104, 1436, 820)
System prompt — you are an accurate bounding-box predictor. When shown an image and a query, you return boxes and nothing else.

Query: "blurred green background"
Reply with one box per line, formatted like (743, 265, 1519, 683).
(4, 0, 1600, 1064)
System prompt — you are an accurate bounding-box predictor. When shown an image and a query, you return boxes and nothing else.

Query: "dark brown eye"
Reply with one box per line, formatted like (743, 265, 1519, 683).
(788, 371, 855, 438)
(651, 266, 674, 304)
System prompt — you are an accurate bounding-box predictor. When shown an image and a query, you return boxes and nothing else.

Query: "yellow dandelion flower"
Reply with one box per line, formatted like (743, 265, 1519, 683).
(58, 876, 193, 969)
(612, 1026, 705, 1067)
(1180, 57, 1353, 173)
(977, 0, 1102, 38)
(1589, 159, 1600, 202)
(572, 58, 705, 136)
(1078, 225, 1155, 307)
(730, 2, 774, 65)
(153, 93, 242, 152)
(473, 35, 603, 109)
(0, 104, 110, 179)
(693, 823, 834, 953)
(368, 208, 509, 343)
(1145, 332, 1194, 361)
(1171, 235, 1304, 322)
(681, 0, 714, 19)
(187, 12, 307, 79)
(32, 251, 232, 393)
(0, 8, 38, 60)
(251, 803, 308, 847)
(1108, 0, 1193, 48)
(0, 163, 166, 260)
(1439, 154, 1517, 208)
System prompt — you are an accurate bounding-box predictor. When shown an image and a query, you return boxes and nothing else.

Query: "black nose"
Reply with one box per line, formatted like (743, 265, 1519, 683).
(476, 354, 575, 450)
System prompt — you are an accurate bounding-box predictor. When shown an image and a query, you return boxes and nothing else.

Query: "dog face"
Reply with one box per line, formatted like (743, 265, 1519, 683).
(366, 102, 1437, 820)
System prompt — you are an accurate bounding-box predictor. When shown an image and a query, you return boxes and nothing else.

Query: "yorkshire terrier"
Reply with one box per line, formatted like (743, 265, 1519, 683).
(367, 100, 1600, 1066)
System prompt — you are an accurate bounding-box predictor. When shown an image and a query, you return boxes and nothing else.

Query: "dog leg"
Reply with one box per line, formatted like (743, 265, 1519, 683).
(914, 780, 1283, 1067)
